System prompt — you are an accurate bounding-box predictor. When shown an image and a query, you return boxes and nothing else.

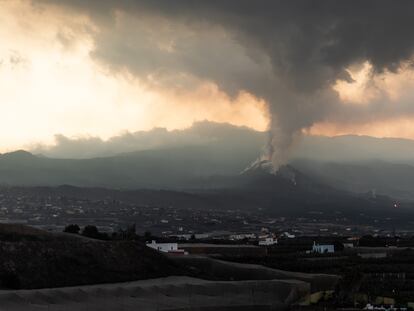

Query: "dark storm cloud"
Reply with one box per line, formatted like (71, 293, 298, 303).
(51, 1, 414, 81)
(42, 0, 414, 167)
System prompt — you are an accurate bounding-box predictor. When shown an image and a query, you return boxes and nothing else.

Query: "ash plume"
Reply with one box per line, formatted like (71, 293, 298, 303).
(44, 0, 414, 169)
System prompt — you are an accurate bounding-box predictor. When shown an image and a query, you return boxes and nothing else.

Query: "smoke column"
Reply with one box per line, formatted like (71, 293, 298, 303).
(49, 0, 414, 169)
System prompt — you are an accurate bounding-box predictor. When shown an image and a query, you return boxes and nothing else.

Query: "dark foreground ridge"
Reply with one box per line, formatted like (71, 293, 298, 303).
(0, 276, 309, 311)
(0, 224, 339, 310)
(0, 224, 183, 289)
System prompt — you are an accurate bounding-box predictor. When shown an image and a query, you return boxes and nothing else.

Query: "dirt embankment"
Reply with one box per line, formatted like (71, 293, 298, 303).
(0, 276, 311, 311)
(171, 255, 339, 293)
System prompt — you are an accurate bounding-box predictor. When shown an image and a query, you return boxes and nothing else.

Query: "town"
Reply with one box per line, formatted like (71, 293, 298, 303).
(0, 186, 412, 240)
(1, 185, 414, 308)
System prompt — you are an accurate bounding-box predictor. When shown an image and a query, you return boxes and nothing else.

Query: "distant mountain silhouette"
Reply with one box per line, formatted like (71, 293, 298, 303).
(15, 121, 414, 201)
(293, 159, 414, 201)
(0, 145, 260, 189)
(1, 142, 414, 209)
(6, 164, 400, 219)
(0, 149, 396, 216)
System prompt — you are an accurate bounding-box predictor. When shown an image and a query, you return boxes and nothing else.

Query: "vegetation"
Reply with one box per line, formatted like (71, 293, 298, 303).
(63, 224, 80, 234)
(81, 225, 109, 240)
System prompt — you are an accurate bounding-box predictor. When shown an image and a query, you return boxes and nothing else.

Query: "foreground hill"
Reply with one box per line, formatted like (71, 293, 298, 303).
(0, 277, 311, 311)
(0, 224, 183, 289)
(0, 225, 339, 310)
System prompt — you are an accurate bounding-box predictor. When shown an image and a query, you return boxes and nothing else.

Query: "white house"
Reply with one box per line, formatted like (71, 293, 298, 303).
(343, 242, 354, 249)
(281, 232, 296, 239)
(172, 233, 210, 240)
(258, 237, 278, 246)
(312, 242, 334, 254)
(146, 240, 179, 253)
(230, 233, 256, 240)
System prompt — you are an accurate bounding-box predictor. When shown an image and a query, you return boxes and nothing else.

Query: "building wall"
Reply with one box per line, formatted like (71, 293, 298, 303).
(312, 244, 334, 253)
(146, 241, 178, 253)
(179, 244, 267, 257)
(259, 238, 277, 246)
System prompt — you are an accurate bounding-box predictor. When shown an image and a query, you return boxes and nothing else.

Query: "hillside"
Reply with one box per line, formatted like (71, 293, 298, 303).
(2, 165, 403, 221)
(0, 145, 260, 189)
(0, 224, 183, 289)
(293, 159, 414, 201)
(0, 147, 408, 217)
(3, 129, 414, 202)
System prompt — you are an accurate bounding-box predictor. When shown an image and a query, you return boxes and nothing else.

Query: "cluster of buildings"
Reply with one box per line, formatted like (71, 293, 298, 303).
(311, 241, 335, 254)
(147, 233, 408, 257)
(146, 240, 267, 257)
(147, 239, 338, 256)
(146, 240, 187, 255)
(147, 241, 342, 259)
(0, 186, 412, 246)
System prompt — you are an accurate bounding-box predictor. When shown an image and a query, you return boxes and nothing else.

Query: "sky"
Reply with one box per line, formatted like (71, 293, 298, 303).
(0, 0, 267, 151)
(3, 1, 414, 165)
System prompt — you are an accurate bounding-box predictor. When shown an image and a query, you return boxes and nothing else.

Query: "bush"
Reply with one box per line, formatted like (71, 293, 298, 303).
(81, 225, 109, 240)
(63, 224, 80, 234)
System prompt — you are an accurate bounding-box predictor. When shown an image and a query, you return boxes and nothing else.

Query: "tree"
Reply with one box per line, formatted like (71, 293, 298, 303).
(82, 225, 100, 239)
(117, 224, 137, 240)
(142, 231, 154, 242)
(63, 224, 80, 234)
(359, 235, 386, 247)
(334, 240, 345, 252)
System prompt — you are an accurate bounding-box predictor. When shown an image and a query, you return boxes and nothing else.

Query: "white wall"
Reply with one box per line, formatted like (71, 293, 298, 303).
(146, 241, 178, 253)
(312, 244, 334, 253)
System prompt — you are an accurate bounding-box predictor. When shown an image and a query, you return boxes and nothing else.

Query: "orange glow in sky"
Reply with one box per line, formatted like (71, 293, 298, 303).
(0, 1, 268, 151)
